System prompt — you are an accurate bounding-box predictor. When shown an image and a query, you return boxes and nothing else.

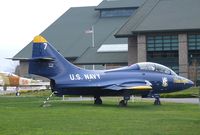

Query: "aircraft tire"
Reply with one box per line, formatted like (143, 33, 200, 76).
(119, 100, 127, 107)
(154, 100, 161, 105)
(94, 97, 102, 105)
(3, 86, 7, 91)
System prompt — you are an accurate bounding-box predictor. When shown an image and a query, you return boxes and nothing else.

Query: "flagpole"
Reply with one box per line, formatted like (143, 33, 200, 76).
(92, 26, 95, 47)
(85, 26, 95, 69)
(92, 26, 95, 70)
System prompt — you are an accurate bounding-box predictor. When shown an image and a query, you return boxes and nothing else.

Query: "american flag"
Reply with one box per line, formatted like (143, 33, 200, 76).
(85, 27, 93, 34)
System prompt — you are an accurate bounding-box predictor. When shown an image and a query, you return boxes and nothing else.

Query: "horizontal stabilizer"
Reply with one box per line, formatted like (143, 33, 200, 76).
(7, 58, 30, 61)
(29, 57, 55, 62)
(8, 57, 55, 62)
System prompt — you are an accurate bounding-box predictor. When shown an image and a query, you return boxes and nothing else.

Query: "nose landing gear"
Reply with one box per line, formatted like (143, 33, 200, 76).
(153, 94, 161, 105)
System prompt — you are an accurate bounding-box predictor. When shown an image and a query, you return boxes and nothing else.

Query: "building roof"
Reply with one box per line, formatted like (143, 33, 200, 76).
(14, 5, 133, 64)
(95, 0, 146, 10)
(74, 47, 127, 64)
(14, 7, 99, 59)
(15, 0, 149, 65)
(115, 0, 200, 37)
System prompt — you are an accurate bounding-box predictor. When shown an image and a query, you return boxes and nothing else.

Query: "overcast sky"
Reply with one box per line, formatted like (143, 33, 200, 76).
(0, 0, 102, 72)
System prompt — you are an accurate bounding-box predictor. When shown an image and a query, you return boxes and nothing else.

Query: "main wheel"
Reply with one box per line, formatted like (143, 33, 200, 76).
(3, 86, 7, 91)
(94, 97, 102, 105)
(119, 100, 127, 107)
(154, 99, 161, 105)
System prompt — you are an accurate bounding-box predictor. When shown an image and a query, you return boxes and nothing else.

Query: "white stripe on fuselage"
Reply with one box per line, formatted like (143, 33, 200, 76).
(69, 74, 101, 81)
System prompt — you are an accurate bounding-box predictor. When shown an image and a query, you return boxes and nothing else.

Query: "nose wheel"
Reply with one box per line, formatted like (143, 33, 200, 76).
(154, 94, 161, 105)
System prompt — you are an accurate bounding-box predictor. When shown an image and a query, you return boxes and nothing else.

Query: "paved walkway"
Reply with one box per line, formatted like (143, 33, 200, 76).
(160, 98, 199, 104)
(144, 98, 200, 104)
(62, 96, 200, 104)
(1, 91, 199, 105)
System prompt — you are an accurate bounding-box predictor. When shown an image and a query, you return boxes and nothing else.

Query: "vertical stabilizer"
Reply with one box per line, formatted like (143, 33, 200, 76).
(29, 35, 77, 78)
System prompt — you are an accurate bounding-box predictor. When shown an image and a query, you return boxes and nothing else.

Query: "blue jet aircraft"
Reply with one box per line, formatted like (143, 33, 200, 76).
(26, 36, 194, 106)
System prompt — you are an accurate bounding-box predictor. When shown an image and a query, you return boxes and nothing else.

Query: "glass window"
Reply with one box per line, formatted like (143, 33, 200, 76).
(137, 62, 177, 75)
(189, 38, 196, 42)
(189, 47, 196, 50)
(137, 62, 155, 71)
(147, 36, 154, 40)
(163, 39, 170, 43)
(147, 35, 178, 51)
(171, 43, 178, 46)
(163, 47, 170, 50)
(155, 47, 162, 51)
(163, 36, 170, 39)
(155, 40, 162, 43)
(155, 36, 162, 40)
(171, 47, 178, 50)
(148, 44, 154, 47)
(164, 43, 171, 46)
(189, 35, 195, 39)
(100, 9, 135, 17)
(147, 40, 154, 44)
(189, 42, 196, 46)
(188, 34, 200, 50)
(155, 43, 162, 47)
(148, 48, 154, 51)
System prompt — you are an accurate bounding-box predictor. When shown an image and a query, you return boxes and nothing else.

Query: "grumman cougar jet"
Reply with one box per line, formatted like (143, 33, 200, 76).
(25, 36, 193, 106)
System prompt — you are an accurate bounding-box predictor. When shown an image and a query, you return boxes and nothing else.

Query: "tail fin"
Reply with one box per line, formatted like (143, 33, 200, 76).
(29, 35, 76, 78)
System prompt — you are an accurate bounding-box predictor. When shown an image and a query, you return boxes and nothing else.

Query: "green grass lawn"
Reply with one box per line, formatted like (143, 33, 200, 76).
(0, 95, 200, 135)
(161, 87, 200, 98)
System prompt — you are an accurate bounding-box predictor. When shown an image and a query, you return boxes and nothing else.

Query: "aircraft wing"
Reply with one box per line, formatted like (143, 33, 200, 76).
(103, 80, 152, 91)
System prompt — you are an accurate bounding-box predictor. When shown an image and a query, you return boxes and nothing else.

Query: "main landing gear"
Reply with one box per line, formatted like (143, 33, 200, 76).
(119, 99, 128, 107)
(153, 94, 161, 105)
(148, 91, 161, 105)
(119, 96, 130, 107)
(94, 96, 102, 105)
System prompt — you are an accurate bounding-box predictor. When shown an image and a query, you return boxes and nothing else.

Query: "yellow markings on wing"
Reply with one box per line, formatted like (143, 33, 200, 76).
(33, 35, 47, 43)
(127, 86, 152, 90)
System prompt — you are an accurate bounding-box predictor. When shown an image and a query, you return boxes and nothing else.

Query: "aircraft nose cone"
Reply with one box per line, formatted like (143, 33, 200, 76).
(185, 79, 194, 89)
(188, 80, 194, 87)
(175, 76, 194, 90)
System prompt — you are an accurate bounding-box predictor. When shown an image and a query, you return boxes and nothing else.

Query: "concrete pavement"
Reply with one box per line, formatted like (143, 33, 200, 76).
(144, 98, 200, 104)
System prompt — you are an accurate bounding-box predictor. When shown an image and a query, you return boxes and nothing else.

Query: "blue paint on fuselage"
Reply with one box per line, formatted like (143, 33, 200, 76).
(29, 36, 194, 97)
(50, 63, 193, 96)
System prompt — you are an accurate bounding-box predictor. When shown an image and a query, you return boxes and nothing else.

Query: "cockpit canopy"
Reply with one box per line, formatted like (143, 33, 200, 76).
(136, 62, 177, 76)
